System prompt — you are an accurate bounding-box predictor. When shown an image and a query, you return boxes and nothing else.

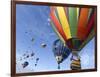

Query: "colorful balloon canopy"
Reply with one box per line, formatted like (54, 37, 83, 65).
(50, 6, 96, 51)
(53, 39, 71, 69)
(53, 39, 71, 64)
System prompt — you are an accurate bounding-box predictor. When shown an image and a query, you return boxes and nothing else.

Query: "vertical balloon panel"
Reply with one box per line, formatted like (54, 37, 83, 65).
(56, 7, 71, 40)
(77, 8, 90, 40)
(68, 7, 78, 38)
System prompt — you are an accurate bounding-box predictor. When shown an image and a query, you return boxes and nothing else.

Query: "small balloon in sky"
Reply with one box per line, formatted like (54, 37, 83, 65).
(31, 52, 35, 57)
(22, 61, 29, 68)
(41, 43, 47, 48)
(35, 64, 37, 67)
(31, 38, 34, 42)
(36, 58, 39, 61)
(26, 55, 29, 58)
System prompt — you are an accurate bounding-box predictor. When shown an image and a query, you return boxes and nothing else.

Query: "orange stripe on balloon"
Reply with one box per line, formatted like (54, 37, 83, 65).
(50, 8, 67, 41)
(77, 8, 89, 40)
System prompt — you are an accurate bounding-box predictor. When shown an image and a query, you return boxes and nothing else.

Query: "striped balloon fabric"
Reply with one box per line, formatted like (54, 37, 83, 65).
(53, 39, 71, 64)
(50, 6, 96, 51)
(53, 39, 71, 69)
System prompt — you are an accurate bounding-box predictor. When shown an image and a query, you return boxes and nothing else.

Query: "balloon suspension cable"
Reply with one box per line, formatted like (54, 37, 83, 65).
(70, 51, 81, 70)
(58, 63, 60, 69)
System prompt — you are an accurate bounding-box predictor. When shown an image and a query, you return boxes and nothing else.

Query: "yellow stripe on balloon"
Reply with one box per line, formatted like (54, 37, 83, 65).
(50, 20, 66, 45)
(56, 7, 71, 39)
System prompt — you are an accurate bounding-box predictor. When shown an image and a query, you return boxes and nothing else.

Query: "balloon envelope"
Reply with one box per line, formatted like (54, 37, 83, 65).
(53, 39, 71, 64)
(50, 6, 96, 51)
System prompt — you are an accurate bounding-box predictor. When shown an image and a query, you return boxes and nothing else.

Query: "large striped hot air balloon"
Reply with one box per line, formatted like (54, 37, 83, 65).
(50, 6, 96, 70)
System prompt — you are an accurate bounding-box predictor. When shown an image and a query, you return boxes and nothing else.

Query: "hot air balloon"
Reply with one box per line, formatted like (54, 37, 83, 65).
(35, 58, 39, 67)
(50, 6, 96, 70)
(31, 37, 34, 42)
(41, 43, 47, 48)
(22, 61, 29, 68)
(31, 52, 35, 57)
(53, 39, 71, 69)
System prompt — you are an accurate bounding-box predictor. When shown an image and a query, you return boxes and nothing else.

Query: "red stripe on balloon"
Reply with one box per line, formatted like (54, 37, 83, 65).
(50, 8, 67, 41)
(84, 11, 96, 40)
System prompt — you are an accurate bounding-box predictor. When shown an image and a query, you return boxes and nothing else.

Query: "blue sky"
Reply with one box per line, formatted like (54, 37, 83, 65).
(16, 4, 95, 73)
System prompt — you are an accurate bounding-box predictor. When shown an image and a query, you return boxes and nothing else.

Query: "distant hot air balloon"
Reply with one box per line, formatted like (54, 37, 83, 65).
(53, 39, 71, 69)
(50, 6, 96, 70)
(22, 61, 29, 68)
(26, 55, 29, 58)
(35, 58, 39, 67)
(41, 43, 47, 48)
(31, 38, 34, 42)
(31, 52, 35, 57)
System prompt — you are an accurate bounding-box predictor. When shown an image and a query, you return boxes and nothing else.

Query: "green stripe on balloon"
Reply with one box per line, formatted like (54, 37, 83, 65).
(68, 7, 78, 38)
(72, 38, 82, 50)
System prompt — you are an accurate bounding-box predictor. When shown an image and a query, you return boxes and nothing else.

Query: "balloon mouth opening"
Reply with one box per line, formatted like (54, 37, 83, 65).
(66, 38, 83, 51)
